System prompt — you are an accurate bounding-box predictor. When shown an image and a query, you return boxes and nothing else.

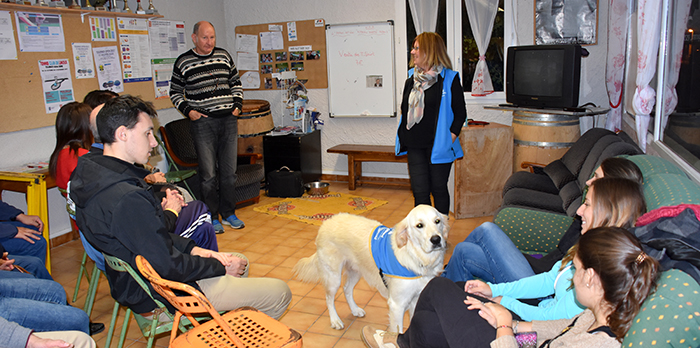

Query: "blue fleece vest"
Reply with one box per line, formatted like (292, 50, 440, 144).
(370, 225, 419, 280)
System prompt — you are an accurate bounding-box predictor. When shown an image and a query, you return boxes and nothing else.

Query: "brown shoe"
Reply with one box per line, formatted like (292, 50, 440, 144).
(361, 325, 398, 348)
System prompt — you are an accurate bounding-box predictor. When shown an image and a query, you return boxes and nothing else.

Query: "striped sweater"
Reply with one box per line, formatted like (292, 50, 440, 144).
(170, 47, 243, 118)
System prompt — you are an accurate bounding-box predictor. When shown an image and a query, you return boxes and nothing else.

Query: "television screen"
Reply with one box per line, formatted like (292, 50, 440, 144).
(506, 44, 582, 109)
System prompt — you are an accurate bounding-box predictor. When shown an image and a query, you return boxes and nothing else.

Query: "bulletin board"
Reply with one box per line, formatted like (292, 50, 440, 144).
(0, 3, 168, 134)
(234, 19, 327, 90)
(325, 21, 396, 117)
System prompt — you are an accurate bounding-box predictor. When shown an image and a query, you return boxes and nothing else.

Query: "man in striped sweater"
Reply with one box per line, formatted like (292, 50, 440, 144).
(170, 21, 245, 231)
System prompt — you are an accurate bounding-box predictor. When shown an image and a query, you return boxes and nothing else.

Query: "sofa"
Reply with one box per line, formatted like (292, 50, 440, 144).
(495, 154, 700, 347)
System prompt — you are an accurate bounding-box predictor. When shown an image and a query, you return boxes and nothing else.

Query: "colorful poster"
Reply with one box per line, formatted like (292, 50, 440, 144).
(89, 16, 117, 41)
(38, 58, 74, 113)
(148, 20, 187, 98)
(71, 42, 95, 79)
(151, 57, 174, 99)
(15, 12, 65, 52)
(117, 18, 151, 83)
(92, 45, 123, 93)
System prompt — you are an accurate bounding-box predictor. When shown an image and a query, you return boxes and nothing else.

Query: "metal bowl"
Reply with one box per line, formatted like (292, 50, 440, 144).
(304, 181, 330, 195)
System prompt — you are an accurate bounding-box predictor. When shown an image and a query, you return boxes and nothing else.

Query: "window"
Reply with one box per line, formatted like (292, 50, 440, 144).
(406, 0, 505, 93)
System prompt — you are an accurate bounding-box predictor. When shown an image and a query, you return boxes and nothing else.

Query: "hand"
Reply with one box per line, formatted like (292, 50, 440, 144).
(144, 172, 166, 184)
(27, 334, 74, 348)
(188, 110, 207, 121)
(0, 252, 15, 271)
(232, 108, 241, 116)
(464, 280, 493, 298)
(15, 227, 42, 244)
(224, 256, 247, 277)
(15, 214, 44, 232)
(451, 132, 457, 143)
(464, 296, 512, 329)
(161, 188, 186, 214)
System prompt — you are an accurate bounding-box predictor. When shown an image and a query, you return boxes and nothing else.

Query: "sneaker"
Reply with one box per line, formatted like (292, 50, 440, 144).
(361, 325, 398, 348)
(222, 214, 245, 229)
(212, 220, 225, 234)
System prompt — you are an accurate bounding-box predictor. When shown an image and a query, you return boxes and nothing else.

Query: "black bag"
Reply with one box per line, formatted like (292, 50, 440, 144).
(267, 166, 304, 197)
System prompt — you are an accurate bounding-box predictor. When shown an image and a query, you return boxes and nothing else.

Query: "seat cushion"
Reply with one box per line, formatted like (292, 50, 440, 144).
(502, 171, 559, 197)
(643, 173, 700, 211)
(628, 155, 688, 177)
(543, 159, 576, 190)
(501, 188, 566, 215)
(493, 207, 573, 254)
(623, 269, 700, 347)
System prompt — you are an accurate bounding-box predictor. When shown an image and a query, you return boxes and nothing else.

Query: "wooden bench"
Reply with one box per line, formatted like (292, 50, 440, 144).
(327, 144, 407, 190)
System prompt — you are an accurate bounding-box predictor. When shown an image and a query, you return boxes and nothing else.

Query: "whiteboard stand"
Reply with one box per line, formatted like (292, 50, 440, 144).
(325, 20, 396, 118)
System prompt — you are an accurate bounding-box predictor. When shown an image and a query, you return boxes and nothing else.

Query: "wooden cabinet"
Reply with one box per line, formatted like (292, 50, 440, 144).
(263, 130, 321, 184)
(453, 123, 513, 219)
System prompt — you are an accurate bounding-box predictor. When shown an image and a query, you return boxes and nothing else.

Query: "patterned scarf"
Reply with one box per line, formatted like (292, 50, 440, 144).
(407, 65, 442, 130)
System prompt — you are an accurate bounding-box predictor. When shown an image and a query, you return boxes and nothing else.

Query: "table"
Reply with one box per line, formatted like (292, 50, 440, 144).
(453, 123, 513, 219)
(326, 144, 407, 190)
(0, 170, 54, 273)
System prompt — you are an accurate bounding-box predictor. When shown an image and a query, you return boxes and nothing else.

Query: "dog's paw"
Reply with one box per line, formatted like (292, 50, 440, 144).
(330, 317, 345, 330)
(351, 307, 366, 318)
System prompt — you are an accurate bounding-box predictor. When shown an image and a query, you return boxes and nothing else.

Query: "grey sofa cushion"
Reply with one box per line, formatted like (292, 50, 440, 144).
(543, 159, 576, 190)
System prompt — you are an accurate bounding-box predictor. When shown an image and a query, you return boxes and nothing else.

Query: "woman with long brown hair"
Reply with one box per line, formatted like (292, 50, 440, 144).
(49, 102, 93, 194)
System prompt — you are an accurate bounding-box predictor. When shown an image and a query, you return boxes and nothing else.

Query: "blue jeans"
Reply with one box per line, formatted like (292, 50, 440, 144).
(190, 116, 238, 220)
(10, 254, 52, 280)
(0, 278, 90, 333)
(443, 222, 535, 283)
(1, 221, 47, 264)
(407, 147, 453, 215)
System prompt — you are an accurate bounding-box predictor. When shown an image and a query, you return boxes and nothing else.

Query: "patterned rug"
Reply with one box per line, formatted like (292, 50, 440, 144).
(253, 192, 388, 226)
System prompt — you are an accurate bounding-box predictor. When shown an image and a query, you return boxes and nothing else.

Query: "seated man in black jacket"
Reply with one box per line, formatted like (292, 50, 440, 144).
(69, 95, 291, 319)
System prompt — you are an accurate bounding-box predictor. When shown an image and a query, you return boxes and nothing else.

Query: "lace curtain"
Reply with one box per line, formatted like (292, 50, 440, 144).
(464, 0, 499, 96)
(604, 0, 632, 131)
(408, 0, 440, 34)
(632, 0, 662, 151)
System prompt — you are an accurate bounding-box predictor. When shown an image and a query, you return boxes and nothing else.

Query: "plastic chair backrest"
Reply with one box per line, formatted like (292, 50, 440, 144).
(135, 255, 244, 347)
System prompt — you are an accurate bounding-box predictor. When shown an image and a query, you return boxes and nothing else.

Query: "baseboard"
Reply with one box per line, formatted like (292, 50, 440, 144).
(50, 230, 79, 248)
(321, 174, 411, 187)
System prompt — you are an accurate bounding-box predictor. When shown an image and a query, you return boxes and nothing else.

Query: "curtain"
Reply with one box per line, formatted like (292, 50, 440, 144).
(408, 0, 440, 34)
(632, 0, 662, 151)
(604, 0, 632, 131)
(464, 0, 499, 96)
(661, 0, 692, 130)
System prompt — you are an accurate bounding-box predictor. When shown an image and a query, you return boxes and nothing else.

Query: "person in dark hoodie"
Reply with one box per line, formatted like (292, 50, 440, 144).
(69, 95, 291, 319)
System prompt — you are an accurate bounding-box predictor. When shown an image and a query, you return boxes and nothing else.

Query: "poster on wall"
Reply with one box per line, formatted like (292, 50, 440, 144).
(93, 45, 124, 93)
(117, 17, 152, 83)
(90, 16, 117, 42)
(535, 0, 597, 45)
(71, 42, 95, 79)
(38, 58, 74, 113)
(15, 12, 65, 52)
(0, 11, 18, 60)
(148, 19, 186, 99)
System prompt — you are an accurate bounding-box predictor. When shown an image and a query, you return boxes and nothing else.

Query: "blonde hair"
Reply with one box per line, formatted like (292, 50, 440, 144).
(410, 32, 452, 70)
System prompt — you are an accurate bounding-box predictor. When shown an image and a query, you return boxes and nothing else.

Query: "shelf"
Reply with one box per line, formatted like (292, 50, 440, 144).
(0, 2, 163, 18)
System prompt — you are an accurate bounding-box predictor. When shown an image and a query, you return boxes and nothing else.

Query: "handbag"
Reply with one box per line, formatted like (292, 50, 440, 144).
(514, 331, 537, 348)
(267, 166, 304, 198)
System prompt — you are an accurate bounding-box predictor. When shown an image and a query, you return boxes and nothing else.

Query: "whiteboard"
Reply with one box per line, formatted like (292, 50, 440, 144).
(326, 21, 396, 117)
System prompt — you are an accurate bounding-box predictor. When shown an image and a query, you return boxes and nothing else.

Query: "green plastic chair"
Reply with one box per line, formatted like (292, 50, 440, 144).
(102, 253, 189, 348)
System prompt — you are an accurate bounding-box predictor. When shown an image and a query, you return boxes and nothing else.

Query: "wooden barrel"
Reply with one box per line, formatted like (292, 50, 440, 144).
(512, 110, 580, 172)
(238, 99, 274, 155)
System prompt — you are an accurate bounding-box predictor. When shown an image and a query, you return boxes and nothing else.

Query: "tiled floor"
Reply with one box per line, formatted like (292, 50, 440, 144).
(50, 181, 491, 347)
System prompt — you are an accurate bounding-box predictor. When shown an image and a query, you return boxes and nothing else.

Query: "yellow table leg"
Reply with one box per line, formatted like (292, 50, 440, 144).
(23, 177, 51, 274)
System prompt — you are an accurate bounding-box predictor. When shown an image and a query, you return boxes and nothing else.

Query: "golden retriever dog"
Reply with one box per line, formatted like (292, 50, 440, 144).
(293, 204, 448, 333)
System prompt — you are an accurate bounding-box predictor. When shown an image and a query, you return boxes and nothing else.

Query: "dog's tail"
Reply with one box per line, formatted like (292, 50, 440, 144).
(292, 253, 320, 283)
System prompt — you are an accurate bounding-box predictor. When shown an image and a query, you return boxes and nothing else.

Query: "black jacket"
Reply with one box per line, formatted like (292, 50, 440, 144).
(69, 152, 225, 313)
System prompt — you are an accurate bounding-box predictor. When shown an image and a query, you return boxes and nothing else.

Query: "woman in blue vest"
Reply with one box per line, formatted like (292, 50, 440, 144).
(396, 32, 467, 215)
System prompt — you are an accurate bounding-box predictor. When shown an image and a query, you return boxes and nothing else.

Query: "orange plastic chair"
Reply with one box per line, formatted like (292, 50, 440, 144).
(134, 255, 302, 348)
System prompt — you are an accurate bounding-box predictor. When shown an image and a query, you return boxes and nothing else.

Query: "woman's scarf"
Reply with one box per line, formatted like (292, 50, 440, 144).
(407, 65, 442, 130)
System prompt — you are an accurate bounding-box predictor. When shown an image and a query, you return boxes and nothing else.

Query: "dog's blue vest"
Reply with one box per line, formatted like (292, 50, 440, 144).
(369, 225, 419, 280)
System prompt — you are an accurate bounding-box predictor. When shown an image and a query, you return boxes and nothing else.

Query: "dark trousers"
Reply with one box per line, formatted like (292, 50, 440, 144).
(407, 148, 453, 215)
(190, 116, 238, 220)
(398, 277, 500, 348)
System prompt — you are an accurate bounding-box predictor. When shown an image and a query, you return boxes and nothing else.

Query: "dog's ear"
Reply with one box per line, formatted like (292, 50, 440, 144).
(440, 212, 449, 239)
(394, 219, 409, 248)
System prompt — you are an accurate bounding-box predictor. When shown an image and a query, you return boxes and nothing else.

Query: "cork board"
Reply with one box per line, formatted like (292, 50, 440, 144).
(235, 19, 327, 90)
(0, 3, 167, 134)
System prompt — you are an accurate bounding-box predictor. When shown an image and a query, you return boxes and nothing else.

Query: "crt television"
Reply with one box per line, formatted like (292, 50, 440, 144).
(506, 44, 582, 109)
